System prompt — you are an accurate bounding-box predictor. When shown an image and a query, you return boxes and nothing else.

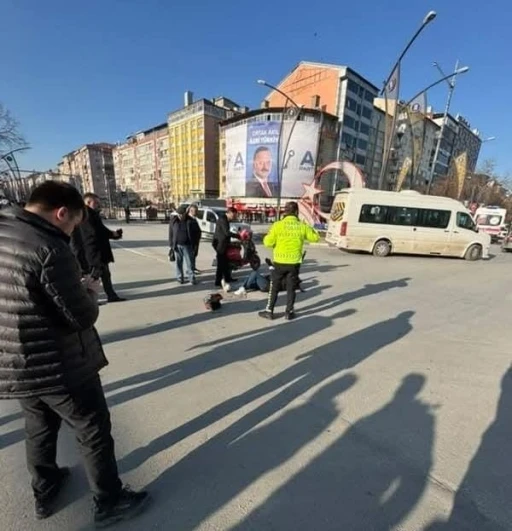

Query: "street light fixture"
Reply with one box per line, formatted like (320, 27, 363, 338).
(424, 63, 470, 194)
(256, 80, 303, 219)
(378, 10, 438, 189)
(256, 79, 300, 109)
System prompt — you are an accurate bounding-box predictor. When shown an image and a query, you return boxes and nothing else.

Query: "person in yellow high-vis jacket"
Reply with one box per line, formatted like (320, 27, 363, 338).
(259, 201, 320, 320)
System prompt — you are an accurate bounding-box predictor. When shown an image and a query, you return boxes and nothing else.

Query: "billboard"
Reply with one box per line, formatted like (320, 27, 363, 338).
(225, 120, 320, 199)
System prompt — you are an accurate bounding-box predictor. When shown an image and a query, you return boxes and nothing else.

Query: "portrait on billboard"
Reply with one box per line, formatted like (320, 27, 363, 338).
(246, 122, 279, 198)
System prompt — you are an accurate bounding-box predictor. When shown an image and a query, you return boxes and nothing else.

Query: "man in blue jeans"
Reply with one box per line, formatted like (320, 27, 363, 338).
(169, 205, 201, 284)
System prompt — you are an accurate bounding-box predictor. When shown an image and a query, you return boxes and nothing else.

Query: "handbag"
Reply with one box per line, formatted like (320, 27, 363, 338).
(168, 249, 176, 262)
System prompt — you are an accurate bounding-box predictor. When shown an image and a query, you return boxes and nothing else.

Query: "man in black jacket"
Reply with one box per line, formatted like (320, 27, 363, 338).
(72, 193, 125, 303)
(0, 182, 148, 527)
(168, 205, 201, 284)
(213, 207, 238, 289)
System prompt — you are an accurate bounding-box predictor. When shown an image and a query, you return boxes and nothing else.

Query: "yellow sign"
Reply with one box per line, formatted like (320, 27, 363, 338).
(395, 157, 412, 192)
(453, 152, 468, 199)
(331, 201, 345, 221)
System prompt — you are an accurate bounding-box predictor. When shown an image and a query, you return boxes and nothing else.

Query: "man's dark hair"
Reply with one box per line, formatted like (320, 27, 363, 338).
(284, 201, 299, 217)
(27, 181, 86, 217)
(226, 207, 238, 215)
(83, 192, 100, 201)
(253, 146, 271, 160)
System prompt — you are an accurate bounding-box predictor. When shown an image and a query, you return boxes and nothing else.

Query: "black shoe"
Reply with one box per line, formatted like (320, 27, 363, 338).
(107, 296, 126, 303)
(214, 283, 222, 288)
(285, 311, 296, 321)
(35, 467, 71, 520)
(94, 487, 150, 529)
(258, 310, 274, 320)
(194, 269, 201, 275)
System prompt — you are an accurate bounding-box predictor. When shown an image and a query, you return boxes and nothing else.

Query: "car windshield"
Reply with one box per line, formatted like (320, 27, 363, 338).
(211, 208, 227, 216)
(476, 214, 503, 226)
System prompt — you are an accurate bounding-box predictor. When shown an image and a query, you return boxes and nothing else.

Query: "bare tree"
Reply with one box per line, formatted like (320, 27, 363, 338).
(0, 103, 26, 152)
(477, 158, 496, 178)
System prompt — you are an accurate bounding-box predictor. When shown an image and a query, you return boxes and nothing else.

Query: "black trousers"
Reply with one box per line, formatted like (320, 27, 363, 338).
(215, 252, 231, 285)
(19, 376, 122, 503)
(100, 263, 118, 300)
(266, 263, 300, 314)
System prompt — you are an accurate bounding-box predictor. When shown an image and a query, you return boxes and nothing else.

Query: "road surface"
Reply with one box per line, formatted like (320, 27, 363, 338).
(1, 223, 510, 530)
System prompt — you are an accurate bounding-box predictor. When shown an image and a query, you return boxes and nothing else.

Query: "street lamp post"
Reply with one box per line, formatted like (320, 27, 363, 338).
(379, 10, 437, 190)
(425, 61, 466, 194)
(257, 80, 302, 220)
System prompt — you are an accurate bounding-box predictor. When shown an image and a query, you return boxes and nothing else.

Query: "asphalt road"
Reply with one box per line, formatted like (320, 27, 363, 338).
(1, 223, 511, 531)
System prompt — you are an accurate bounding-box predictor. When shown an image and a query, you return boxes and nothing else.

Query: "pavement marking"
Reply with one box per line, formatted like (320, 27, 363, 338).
(113, 242, 169, 264)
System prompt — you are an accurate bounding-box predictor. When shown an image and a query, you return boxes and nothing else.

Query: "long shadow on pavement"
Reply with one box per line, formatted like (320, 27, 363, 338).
(101, 285, 328, 345)
(103, 293, 340, 408)
(230, 373, 435, 531)
(119, 311, 417, 530)
(427, 366, 512, 531)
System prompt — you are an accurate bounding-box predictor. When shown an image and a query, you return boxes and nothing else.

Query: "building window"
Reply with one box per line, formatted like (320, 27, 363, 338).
(347, 79, 359, 95)
(364, 90, 375, 104)
(346, 97, 358, 112)
(341, 132, 355, 148)
(355, 154, 366, 165)
(358, 139, 368, 150)
(360, 123, 370, 135)
(362, 107, 372, 120)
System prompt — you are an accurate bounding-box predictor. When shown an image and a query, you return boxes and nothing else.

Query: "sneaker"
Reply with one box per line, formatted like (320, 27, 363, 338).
(221, 280, 231, 293)
(189, 278, 197, 285)
(177, 279, 185, 285)
(258, 310, 274, 320)
(285, 311, 296, 321)
(35, 467, 71, 520)
(194, 269, 201, 275)
(234, 286, 247, 296)
(94, 487, 150, 529)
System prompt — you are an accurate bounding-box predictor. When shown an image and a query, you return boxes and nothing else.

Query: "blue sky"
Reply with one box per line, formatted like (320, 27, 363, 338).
(2, 0, 510, 175)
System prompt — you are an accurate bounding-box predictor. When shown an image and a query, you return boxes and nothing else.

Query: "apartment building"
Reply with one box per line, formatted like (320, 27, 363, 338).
(263, 61, 379, 173)
(168, 93, 245, 202)
(58, 143, 115, 204)
(113, 123, 170, 204)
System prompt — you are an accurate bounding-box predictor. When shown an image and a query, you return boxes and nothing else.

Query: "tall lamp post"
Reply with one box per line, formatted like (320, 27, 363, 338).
(426, 61, 467, 194)
(257, 79, 301, 219)
(379, 10, 437, 189)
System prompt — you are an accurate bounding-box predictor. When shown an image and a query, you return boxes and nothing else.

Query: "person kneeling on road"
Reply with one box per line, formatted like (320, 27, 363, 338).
(259, 201, 319, 320)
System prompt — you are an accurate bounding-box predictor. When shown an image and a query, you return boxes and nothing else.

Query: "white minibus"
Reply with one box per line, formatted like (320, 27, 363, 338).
(326, 189, 491, 260)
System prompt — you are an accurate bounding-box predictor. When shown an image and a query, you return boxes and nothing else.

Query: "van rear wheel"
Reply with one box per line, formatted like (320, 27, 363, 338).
(373, 239, 391, 257)
(465, 244, 482, 261)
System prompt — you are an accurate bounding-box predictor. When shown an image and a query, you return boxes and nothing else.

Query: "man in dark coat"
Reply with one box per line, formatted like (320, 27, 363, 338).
(168, 205, 201, 284)
(72, 193, 125, 303)
(212, 207, 238, 289)
(0, 181, 148, 526)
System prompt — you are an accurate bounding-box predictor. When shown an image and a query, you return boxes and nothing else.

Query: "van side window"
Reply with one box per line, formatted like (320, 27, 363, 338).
(418, 209, 451, 229)
(457, 212, 475, 230)
(206, 211, 217, 223)
(196, 209, 205, 220)
(359, 204, 388, 224)
(387, 207, 418, 226)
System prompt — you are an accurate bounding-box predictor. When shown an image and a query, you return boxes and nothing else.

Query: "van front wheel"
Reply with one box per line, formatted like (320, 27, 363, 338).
(465, 244, 482, 261)
(373, 239, 391, 257)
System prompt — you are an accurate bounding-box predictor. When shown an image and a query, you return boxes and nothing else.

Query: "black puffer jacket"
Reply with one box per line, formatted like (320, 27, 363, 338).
(0, 207, 108, 399)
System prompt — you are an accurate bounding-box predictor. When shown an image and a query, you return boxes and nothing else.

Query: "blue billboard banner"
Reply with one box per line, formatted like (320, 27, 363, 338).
(245, 121, 279, 198)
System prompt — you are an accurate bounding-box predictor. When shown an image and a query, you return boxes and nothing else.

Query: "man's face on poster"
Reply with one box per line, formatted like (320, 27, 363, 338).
(253, 149, 272, 181)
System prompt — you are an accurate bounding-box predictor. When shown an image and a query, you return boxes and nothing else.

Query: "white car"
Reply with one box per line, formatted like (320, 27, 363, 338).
(194, 206, 251, 239)
(172, 205, 251, 239)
